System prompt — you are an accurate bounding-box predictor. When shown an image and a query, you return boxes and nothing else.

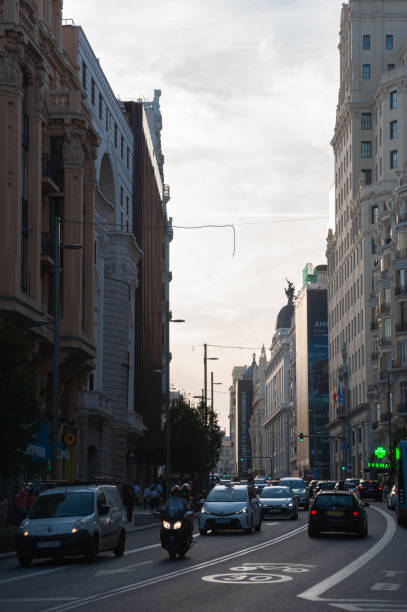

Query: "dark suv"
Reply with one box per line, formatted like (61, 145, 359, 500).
(357, 480, 383, 501)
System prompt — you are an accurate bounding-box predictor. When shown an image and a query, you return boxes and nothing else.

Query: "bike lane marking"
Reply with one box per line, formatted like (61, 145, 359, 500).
(42, 524, 307, 611)
(297, 506, 398, 609)
(202, 562, 315, 585)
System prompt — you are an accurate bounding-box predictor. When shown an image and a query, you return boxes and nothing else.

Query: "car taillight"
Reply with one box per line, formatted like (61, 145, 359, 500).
(359, 486, 364, 489)
(379, 487, 382, 491)
(353, 511, 359, 516)
(311, 509, 317, 515)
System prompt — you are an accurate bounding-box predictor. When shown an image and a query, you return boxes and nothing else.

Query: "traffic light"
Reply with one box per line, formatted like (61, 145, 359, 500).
(299, 433, 304, 443)
(240, 457, 244, 462)
(341, 465, 346, 471)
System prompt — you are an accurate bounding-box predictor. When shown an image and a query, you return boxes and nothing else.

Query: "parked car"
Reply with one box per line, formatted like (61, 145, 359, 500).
(199, 484, 261, 535)
(308, 491, 369, 538)
(387, 484, 398, 510)
(259, 486, 298, 520)
(278, 478, 310, 509)
(357, 480, 383, 501)
(15, 484, 126, 567)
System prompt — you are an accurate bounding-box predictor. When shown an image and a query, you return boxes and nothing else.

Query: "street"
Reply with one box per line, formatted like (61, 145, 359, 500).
(0, 504, 405, 612)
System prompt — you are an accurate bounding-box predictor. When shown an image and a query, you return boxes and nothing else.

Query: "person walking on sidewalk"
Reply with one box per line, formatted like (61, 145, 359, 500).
(122, 481, 135, 523)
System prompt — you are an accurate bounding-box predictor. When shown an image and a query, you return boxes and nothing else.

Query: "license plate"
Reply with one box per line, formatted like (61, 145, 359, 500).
(37, 540, 61, 548)
(327, 510, 343, 517)
(215, 518, 229, 523)
(267, 509, 280, 513)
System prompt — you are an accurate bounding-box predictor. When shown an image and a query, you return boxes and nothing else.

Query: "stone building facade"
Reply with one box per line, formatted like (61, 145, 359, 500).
(0, 0, 98, 480)
(326, 0, 407, 479)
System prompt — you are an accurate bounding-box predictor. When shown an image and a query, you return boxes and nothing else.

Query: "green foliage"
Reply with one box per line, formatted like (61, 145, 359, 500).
(0, 321, 40, 479)
(162, 395, 223, 476)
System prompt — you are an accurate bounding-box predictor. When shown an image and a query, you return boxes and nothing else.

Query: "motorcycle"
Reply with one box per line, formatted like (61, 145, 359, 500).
(154, 501, 194, 560)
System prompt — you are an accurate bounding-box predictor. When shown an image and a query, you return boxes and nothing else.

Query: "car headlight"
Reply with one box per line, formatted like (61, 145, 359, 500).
(71, 519, 87, 534)
(20, 519, 29, 533)
(201, 506, 210, 514)
(162, 520, 171, 530)
(173, 521, 182, 530)
(238, 506, 248, 514)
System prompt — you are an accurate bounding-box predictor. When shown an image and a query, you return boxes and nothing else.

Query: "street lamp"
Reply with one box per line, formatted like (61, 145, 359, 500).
(210, 373, 222, 481)
(51, 216, 82, 481)
(163, 316, 185, 497)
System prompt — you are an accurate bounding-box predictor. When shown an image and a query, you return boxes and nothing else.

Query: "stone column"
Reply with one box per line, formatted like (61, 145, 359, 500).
(0, 53, 24, 294)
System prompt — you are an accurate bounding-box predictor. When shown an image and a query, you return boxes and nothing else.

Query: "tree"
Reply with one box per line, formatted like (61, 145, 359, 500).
(0, 321, 40, 480)
(162, 395, 223, 477)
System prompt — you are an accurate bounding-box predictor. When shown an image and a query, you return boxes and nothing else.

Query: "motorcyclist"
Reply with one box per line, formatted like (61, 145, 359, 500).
(335, 480, 347, 491)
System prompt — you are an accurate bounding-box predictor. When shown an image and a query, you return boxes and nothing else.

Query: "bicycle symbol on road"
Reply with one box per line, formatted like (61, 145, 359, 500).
(202, 563, 315, 585)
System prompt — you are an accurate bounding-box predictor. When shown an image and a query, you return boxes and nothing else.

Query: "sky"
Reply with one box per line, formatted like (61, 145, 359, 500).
(63, 0, 344, 431)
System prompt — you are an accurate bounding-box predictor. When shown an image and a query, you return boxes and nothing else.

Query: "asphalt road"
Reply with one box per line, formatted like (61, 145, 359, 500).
(0, 504, 405, 612)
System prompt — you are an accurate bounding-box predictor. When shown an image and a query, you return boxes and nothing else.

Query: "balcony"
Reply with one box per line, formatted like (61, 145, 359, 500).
(394, 403, 407, 417)
(380, 303, 391, 315)
(396, 248, 407, 260)
(46, 90, 82, 115)
(42, 154, 60, 193)
(397, 213, 407, 224)
(78, 391, 112, 420)
(395, 286, 407, 296)
(371, 421, 379, 430)
(41, 233, 55, 269)
(378, 338, 393, 347)
(396, 321, 407, 333)
(371, 321, 378, 330)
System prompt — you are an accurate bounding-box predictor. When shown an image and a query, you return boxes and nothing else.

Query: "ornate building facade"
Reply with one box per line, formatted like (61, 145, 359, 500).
(0, 0, 98, 480)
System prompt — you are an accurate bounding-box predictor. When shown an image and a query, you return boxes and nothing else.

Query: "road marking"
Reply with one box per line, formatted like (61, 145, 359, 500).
(124, 532, 199, 556)
(231, 563, 314, 573)
(382, 570, 404, 577)
(42, 524, 307, 611)
(371, 583, 400, 591)
(263, 522, 278, 526)
(0, 598, 78, 603)
(0, 564, 74, 586)
(96, 560, 153, 576)
(298, 506, 398, 610)
(202, 572, 292, 584)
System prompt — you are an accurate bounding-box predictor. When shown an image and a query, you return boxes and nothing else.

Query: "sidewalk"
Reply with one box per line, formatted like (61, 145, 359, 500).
(126, 505, 160, 534)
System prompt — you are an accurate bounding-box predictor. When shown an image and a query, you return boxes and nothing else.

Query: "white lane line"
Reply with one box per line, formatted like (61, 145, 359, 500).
(298, 506, 396, 602)
(0, 598, 79, 603)
(0, 564, 74, 586)
(124, 532, 200, 556)
(263, 522, 279, 526)
(43, 524, 307, 611)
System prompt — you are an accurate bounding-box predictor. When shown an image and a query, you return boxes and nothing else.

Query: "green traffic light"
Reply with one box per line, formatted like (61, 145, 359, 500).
(396, 448, 400, 461)
(240, 457, 244, 462)
(341, 465, 346, 471)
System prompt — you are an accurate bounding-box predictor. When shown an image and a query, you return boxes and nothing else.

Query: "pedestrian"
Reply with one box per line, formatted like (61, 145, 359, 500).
(143, 483, 150, 510)
(122, 481, 135, 523)
(133, 481, 141, 506)
(0, 492, 8, 527)
(149, 484, 161, 511)
(14, 484, 26, 523)
(25, 486, 36, 510)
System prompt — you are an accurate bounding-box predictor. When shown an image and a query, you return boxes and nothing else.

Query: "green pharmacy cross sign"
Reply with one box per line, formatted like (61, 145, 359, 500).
(374, 446, 387, 460)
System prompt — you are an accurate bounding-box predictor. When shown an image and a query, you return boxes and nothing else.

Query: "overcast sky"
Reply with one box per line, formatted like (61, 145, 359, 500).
(63, 0, 343, 431)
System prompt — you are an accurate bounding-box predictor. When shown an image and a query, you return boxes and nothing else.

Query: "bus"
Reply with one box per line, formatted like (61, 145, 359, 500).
(396, 440, 407, 526)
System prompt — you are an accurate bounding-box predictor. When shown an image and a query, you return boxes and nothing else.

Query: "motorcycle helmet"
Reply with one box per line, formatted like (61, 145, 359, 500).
(170, 485, 180, 496)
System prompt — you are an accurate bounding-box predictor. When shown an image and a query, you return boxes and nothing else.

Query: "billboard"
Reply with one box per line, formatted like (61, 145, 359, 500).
(236, 379, 253, 476)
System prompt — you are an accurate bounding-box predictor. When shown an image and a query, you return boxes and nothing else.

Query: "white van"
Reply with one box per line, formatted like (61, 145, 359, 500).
(15, 484, 126, 567)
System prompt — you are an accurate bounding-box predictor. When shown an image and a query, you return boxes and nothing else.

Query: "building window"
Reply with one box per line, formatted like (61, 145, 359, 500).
(363, 35, 370, 50)
(361, 113, 371, 130)
(91, 79, 95, 105)
(387, 63, 395, 71)
(361, 169, 372, 185)
(386, 34, 394, 50)
(120, 186, 123, 207)
(390, 90, 398, 109)
(363, 64, 371, 79)
(401, 381, 407, 404)
(126, 146, 130, 169)
(114, 124, 118, 147)
(390, 120, 397, 139)
(121, 135, 124, 158)
(361, 141, 372, 158)
(81, 61, 87, 90)
(99, 93, 103, 120)
(390, 150, 398, 169)
(126, 196, 129, 215)
(105, 108, 109, 131)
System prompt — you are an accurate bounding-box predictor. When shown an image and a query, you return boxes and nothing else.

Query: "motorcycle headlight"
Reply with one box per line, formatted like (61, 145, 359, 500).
(288, 502, 293, 507)
(173, 521, 182, 530)
(238, 506, 248, 514)
(162, 520, 171, 530)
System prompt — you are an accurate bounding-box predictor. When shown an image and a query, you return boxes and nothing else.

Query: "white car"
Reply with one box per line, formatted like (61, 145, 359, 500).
(16, 484, 126, 567)
(199, 484, 262, 535)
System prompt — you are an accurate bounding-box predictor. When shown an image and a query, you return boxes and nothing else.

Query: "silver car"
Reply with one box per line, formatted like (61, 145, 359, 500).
(278, 478, 310, 509)
(199, 484, 262, 535)
(16, 484, 126, 567)
(259, 485, 298, 520)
